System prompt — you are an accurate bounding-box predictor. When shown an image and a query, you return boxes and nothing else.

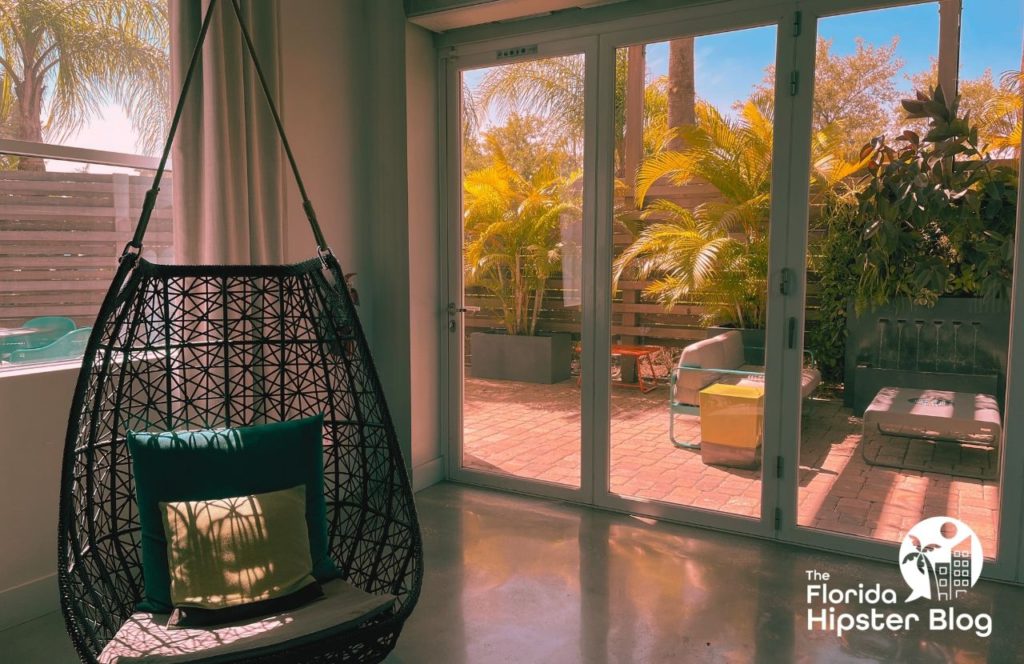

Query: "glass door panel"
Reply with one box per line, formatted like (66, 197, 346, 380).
(606, 24, 777, 517)
(797, 1, 1020, 560)
(456, 52, 586, 489)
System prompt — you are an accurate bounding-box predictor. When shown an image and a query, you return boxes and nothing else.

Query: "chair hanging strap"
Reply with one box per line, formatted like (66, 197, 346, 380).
(125, 0, 328, 259)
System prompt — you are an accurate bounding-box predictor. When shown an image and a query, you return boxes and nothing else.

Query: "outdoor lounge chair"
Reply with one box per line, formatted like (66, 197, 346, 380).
(669, 330, 821, 448)
(8, 327, 90, 364)
(22, 315, 77, 345)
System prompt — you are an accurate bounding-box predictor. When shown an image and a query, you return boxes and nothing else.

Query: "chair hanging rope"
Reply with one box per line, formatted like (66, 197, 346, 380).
(127, 0, 326, 256)
(56, 2, 422, 663)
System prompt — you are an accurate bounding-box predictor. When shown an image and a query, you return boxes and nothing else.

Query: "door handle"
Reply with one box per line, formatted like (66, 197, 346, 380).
(447, 303, 480, 315)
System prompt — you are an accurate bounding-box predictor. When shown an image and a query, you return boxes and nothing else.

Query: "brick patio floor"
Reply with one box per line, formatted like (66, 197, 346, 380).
(463, 377, 1000, 555)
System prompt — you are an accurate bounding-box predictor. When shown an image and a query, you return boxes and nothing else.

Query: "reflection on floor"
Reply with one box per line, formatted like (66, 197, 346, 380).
(3, 483, 1019, 663)
(463, 377, 999, 554)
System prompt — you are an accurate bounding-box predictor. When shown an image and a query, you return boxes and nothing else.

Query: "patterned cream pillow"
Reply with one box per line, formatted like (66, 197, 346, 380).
(160, 485, 318, 617)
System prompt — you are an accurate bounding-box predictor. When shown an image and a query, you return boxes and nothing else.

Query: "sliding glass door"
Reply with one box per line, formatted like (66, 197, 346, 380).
(780, 0, 1024, 581)
(598, 21, 783, 531)
(442, 0, 1024, 578)
(446, 38, 596, 499)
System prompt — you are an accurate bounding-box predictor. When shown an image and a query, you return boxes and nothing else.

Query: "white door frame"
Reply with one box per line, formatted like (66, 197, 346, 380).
(438, 0, 1024, 583)
(774, 0, 1024, 583)
(588, 4, 797, 539)
(441, 34, 600, 504)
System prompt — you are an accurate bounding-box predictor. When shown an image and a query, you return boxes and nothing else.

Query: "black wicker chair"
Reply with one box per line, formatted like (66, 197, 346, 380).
(57, 2, 422, 662)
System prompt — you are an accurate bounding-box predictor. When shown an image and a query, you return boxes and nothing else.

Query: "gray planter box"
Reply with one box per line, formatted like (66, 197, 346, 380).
(470, 332, 572, 384)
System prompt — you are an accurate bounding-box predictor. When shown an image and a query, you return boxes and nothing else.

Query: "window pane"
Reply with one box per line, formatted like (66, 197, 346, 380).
(0, 165, 171, 367)
(799, 2, 1016, 561)
(609, 24, 777, 517)
(459, 54, 585, 488)
(0, 2, 170, 157)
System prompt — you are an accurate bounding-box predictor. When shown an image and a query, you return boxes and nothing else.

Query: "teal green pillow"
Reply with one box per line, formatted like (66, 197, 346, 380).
(127, 414, 338, 613)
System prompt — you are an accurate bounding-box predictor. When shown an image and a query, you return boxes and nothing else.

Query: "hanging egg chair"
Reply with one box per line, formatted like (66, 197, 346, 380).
(56, 2, 422, 662)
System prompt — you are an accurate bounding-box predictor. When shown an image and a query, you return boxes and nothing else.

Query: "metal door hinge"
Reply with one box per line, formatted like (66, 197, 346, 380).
(774, 507, 782, 530)
(793, 11, 802, 37)
(789, 70, 800, 96)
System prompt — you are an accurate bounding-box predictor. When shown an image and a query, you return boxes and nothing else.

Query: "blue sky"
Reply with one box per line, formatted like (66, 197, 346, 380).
(465, 0, 1022, 126)
(646, 0, 1022, 115)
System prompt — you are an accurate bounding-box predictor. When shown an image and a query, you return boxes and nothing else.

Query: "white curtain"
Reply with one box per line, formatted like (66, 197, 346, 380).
(169, 0, 285, 264)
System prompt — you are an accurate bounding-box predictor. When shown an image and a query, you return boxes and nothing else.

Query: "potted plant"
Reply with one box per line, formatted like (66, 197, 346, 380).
(852, 85, 1016, 310)
(838, 86, 1017, 408)
(463, 154, 580, 383)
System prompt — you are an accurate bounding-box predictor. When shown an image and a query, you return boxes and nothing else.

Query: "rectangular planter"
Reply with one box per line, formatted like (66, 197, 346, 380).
(844, 298, 1010, 412)
(470, 332, 571, 384)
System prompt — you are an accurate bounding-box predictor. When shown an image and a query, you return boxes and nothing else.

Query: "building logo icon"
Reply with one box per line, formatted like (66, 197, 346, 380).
(899, 517, 983, 602)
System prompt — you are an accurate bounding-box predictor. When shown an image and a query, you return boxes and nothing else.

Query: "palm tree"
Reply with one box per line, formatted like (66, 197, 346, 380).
(614, 99, 866, 328)
(0, 67, 17, 168)
(477, 54, 585, 160)
(666, 37, 695, 150)
(901, 535, 939, 599)
(475, 50, 669, 176)
(984, 70, 1024, 156)
(463, 152, 580, 336)
(0, 0, 169, 169)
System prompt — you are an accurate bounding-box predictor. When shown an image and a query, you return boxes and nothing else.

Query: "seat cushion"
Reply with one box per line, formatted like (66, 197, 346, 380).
(715, 367, 819, 399)
(863, 387, 1002, 445)
(717, 331, 745, 369)
(98, 580, 396, 664)
(128, 415, 337, 613)
(800, 367, 821, 399)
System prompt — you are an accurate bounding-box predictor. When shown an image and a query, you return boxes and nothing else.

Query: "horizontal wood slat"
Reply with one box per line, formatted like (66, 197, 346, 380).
(0, 171, 174, 329)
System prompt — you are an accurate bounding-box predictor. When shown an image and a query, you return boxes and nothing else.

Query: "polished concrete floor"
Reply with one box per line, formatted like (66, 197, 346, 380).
(3, 482, 1023, 663)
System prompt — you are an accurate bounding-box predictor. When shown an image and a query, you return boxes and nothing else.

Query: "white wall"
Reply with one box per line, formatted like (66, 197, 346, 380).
(280, 0, 428, 475)
(406, 23, 444, 490)
(0, 365, 79, 630)
(280, 0, 445, 485)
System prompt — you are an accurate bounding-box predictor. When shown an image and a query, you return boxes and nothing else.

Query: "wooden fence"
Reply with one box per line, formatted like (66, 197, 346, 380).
(0, 170, 173, 330)
(464, 180, 824, 352)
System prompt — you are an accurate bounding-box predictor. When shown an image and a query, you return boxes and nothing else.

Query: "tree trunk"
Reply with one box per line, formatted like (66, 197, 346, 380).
(624, 45, 645, 189)
(530, 280, 544, 336)
(14, 70, 46, 171)
(667, 37, 696, 151)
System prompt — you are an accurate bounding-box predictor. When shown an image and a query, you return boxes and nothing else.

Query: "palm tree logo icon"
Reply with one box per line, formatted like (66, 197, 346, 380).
(899, 517, 983, 602)
(902, 535, 940, 598)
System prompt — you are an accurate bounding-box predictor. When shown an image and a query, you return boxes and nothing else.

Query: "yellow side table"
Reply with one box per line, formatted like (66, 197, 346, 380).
(698, 383, 765, 468)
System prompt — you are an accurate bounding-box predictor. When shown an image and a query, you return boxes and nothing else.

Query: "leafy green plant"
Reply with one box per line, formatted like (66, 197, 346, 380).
(808, 199, 860, 384)
(463, 152, 580, 336)
(612, 101, 773, 329)
(614, 100, 863, 329)
(852, 86, 1017, 310)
